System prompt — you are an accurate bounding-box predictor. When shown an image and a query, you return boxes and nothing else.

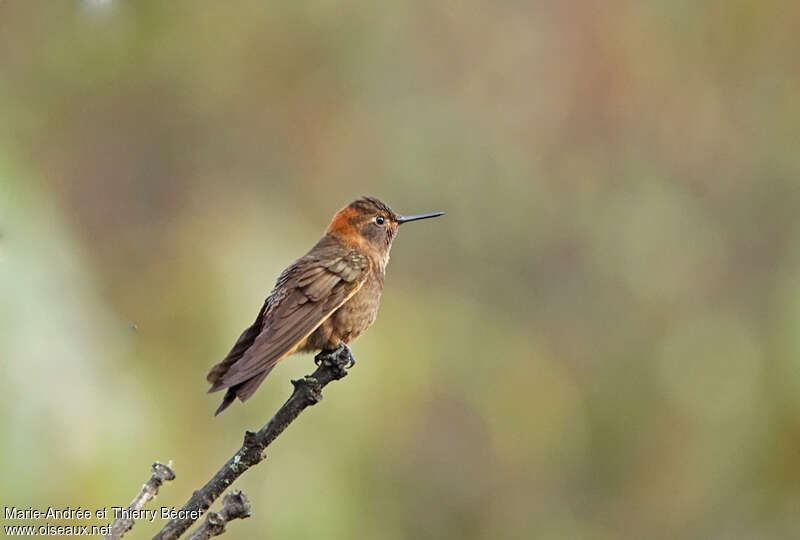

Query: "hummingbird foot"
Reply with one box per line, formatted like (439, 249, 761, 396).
(313, 342, 355, 373)
(341, 343, 356, 369)
(338, 342, 355, 369)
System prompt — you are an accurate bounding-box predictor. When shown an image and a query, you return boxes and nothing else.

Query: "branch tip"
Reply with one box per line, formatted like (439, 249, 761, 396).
(103, 460, 175, 540)
(184, 490, 251, 540)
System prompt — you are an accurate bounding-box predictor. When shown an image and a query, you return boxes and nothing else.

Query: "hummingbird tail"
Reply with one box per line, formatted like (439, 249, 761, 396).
(214, 388, 237, 416)
(213, 368, 272, 416)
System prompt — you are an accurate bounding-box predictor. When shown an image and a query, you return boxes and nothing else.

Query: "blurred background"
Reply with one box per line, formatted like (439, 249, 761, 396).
(2, 1, 800, 538)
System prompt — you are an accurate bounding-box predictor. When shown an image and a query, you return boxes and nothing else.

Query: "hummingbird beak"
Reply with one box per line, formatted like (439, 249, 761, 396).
(396, 211, 445, 224)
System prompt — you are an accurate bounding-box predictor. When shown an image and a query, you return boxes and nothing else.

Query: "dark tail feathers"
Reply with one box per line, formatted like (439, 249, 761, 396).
(208, 301, 270, 415)
(213, 368, 272, 416)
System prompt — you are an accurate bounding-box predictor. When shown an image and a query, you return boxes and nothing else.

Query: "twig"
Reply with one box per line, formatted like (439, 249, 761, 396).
(185, 491, 251, 539)
(104, 461, 176, 540)
(152, 349, 351, 540)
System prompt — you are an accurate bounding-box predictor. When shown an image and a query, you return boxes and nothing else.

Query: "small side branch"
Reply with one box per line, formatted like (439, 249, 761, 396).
(153, 348, 351, 540)
(185, 491, 251, 540)
(104, 461, 176, 540)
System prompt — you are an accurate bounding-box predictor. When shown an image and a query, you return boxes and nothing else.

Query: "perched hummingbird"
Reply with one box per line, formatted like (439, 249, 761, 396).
(207, 196, 444, 415)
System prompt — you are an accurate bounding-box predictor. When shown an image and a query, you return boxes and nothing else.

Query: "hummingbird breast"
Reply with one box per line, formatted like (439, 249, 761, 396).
(302, 270, 384, 351)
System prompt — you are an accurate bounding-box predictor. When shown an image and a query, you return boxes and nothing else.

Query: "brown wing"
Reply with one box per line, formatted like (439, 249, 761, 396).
(209, 237, 370, 391)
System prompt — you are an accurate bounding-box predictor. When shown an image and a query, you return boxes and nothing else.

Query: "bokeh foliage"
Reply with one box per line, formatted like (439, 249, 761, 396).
(2, 1, 800, 538)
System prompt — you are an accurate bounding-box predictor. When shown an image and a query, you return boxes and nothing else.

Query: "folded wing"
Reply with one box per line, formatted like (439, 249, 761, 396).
(207, 237, 370, 412)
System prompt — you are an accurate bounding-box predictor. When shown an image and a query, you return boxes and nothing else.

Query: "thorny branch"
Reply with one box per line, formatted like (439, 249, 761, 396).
(152, 346, 352, 540)
(104, 461, 176, 540)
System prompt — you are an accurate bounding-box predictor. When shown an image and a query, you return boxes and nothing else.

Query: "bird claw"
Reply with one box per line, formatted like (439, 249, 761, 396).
(337, 342, 355, 369)
(346, 355, 356, 369)
(314, 342, 355, 371)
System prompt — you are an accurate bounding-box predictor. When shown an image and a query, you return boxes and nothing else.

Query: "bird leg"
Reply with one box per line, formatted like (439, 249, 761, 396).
(314, 341, 355, 369)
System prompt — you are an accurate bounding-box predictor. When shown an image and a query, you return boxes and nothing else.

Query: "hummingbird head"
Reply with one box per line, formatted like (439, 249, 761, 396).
(326, 196, 444, 264)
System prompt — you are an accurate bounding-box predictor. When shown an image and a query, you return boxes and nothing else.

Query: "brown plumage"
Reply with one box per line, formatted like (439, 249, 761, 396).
(207, 196, 444, 415)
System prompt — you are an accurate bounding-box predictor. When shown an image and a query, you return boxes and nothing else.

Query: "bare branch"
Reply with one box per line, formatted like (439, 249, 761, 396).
(185, 491, 251, 540)
(104, 461, 176, 540)
(152, 348, 351, 540)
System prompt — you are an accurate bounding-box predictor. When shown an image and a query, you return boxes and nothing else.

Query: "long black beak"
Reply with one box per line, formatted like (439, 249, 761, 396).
(396, 211, 445, 224)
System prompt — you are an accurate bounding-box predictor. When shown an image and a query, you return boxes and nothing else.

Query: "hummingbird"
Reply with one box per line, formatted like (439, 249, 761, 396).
(207, 196, 444, 415)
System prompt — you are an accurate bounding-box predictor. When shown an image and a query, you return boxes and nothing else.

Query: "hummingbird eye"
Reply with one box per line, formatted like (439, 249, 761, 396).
(375, 216, 385, 225)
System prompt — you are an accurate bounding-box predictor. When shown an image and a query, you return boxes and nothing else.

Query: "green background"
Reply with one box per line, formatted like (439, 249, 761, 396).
(2, 1, 800, 538)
